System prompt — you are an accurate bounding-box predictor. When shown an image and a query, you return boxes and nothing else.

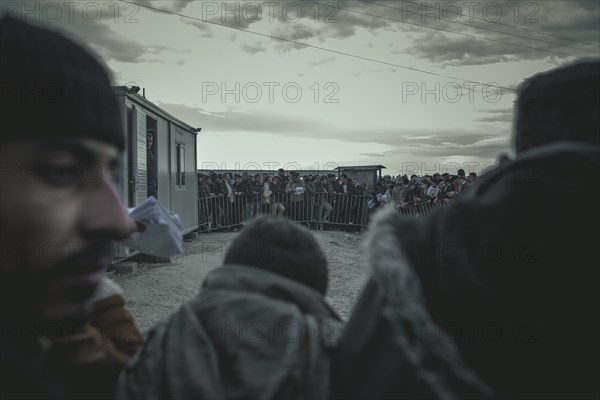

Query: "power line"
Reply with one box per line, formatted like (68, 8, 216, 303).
(118, 0, 518, 92)
(300, 0, 591, 58)
(362, 0, 600, 49)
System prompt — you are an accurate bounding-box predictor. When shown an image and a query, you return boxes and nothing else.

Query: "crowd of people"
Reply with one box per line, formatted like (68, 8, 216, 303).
(197, 169, 476, 229)
(1, 16, 598, 400)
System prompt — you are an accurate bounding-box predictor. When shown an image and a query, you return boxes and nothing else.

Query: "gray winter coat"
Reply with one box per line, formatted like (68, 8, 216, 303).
(117, 264, 343, 400)
(331, 142, 600, 399)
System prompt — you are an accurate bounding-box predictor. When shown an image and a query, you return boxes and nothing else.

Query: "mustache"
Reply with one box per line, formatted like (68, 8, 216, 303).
(1, 242, 111, 321)
(33, 241, 113, 280)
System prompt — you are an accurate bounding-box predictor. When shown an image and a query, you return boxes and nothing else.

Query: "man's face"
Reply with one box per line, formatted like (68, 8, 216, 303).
(146, 134, 153, 150)
(0, 138, 137, 322)
(235, 177, 242, 184)
(224, 173, 230, 181)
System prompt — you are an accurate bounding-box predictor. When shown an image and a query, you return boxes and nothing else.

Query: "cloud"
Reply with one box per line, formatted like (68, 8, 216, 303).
(156, 102, 511, 162)
(124, 0, 598, 65)
(359, 151, 396, 157)
(309, 56, 336, 66)
(131, 0, 195, 13)
(8, 1, 174, 64)
(156, 101, 513, 172)
(397, 0, 600, 66)
(178, 1, 392, 53)
(155, 102, 325, 135)
(475, 108, 514, 124)
(181, 19, 214, 37)
(241, 41, 267, 54)
(68, 22, 171, 63)
(405, 31, 542, 66)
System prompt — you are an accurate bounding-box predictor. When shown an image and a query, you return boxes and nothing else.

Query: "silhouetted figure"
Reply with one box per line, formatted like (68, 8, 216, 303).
(330, 61, 600, 399)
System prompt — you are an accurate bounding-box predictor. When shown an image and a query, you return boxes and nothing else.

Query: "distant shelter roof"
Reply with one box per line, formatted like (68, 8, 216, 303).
(334, 165, 386, 171)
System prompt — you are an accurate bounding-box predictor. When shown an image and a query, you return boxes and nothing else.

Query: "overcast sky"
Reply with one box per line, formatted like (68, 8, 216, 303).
(5, 0, 599, 175)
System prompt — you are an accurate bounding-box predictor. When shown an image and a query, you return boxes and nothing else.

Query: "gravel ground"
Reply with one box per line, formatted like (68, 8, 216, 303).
(114, 229, 371, 333)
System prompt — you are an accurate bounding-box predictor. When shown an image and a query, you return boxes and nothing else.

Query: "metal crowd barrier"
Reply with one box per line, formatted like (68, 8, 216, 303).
(394, 200, 448, 217)
(198, 191, 371, 231)
(198, 192, 448, 232)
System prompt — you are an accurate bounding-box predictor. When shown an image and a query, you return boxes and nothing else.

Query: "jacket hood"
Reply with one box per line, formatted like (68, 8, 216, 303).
(118, 264, 343, 400)
(204, 264, 340, 320)
(365, 208, 495, 399)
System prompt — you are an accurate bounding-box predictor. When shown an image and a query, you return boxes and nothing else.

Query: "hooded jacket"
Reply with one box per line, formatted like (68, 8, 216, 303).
(117, 264, 343, 400)
(330, 142, 600, 399)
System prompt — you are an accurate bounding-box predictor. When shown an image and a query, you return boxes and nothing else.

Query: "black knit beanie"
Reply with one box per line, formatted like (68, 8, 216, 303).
(0, 16, 124, 149)
(223, 216, 329, 296)
(513, 60, 600, 154)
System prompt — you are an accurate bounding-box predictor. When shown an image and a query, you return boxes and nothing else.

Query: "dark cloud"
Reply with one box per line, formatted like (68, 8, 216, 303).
(394, 0, 599, 66)
(406, 31, 529, 66)
(67, 21, 171, 63)
(309, 56, 336, 66)
(115, 0, 598, 65)
(280, 23, 316, 41)
(175, 1, 392, 53)
(241, 41, 267, 54)
(181, 19, 213, 38)
(475, 108, 514, 124)
(131, 0, 195, 13)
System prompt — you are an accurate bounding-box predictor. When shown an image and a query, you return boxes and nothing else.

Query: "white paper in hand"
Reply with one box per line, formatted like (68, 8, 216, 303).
(126, 196, 184, 257)
(426, 186, 440, 198)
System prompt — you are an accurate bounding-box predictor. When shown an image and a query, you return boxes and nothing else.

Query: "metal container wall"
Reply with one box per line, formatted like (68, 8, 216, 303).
(111, 87, 199, 262)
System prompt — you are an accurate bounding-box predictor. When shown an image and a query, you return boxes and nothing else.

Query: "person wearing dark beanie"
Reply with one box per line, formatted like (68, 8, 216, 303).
(0, 16, 125, 149)
(117, 216, 342, 400)
(223, 216, 329, 295)
(1, 16, 141, 399)
(513, 60, 600, 153)
(329, 61, 599, 400)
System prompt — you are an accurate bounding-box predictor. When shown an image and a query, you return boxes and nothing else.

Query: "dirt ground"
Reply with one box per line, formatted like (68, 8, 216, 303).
(114, 229, 371, 333)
